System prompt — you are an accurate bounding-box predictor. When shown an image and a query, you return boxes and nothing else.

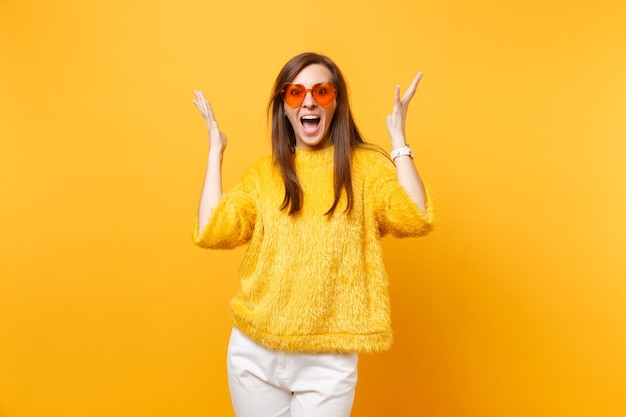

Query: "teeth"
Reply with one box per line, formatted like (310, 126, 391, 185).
(301, 115, 319, 120)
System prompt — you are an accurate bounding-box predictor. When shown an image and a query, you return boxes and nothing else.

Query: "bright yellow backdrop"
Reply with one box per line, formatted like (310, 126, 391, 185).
(1, 0, 625, 416)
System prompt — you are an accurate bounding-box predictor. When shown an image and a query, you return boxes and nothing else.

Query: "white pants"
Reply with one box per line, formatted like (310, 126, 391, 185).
(227, 327, 358, 417)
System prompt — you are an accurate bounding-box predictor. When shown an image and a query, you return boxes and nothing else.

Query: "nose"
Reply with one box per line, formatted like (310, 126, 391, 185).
(301, 91, 317, 107)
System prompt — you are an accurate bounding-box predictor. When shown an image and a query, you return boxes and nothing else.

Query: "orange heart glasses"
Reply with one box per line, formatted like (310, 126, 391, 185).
(280, 82, 337, 108)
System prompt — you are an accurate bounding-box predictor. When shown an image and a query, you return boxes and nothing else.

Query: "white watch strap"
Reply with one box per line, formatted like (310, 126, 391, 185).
(390, 145, 413, 161)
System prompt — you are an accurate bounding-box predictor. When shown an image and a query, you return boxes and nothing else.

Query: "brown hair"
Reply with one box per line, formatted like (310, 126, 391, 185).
(268, 52, 370, 215)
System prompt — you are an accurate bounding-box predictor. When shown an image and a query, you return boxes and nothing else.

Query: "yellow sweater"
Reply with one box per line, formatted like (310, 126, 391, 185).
(193, 145, 434, 353)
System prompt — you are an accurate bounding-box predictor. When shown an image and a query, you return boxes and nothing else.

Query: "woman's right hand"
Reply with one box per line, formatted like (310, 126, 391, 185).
(192, 90, 227, 153)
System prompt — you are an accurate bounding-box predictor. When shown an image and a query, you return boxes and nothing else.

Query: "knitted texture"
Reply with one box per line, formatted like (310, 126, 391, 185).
(193, 145, 434, 353)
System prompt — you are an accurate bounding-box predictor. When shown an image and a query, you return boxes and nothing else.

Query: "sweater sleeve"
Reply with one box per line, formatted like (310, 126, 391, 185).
(370, 154, 435, 238)
(192, 163, 258, 249)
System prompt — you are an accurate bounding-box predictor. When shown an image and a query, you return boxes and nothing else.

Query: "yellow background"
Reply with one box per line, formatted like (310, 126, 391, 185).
(1, 0, 625, 416)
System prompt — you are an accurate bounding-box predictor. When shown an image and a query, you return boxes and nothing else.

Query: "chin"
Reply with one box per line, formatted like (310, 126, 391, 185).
(299, 136, 330, 150)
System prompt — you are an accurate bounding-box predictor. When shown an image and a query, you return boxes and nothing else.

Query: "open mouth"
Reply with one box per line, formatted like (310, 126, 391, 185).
(301, 115, 321, 134)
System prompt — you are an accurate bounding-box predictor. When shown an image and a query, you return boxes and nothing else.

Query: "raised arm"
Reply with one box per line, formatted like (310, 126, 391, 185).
(192, 90, 228, 234)
(385, 72, 428, 216)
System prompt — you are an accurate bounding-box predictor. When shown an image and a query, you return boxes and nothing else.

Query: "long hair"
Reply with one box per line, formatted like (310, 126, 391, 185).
(267, 52, 368, 215)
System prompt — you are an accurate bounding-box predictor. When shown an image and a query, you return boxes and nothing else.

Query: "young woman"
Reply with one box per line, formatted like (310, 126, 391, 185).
(192, 52, 434, 417)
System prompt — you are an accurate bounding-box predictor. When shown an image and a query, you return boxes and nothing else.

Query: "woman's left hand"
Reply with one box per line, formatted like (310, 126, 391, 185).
(386, 72, 423, 149)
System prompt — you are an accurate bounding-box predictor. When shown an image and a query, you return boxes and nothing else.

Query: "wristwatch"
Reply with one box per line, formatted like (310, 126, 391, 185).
(390, 145, 413, 161)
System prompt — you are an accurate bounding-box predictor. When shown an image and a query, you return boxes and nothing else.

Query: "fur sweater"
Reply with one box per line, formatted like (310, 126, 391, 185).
(193, 145, 434, 353)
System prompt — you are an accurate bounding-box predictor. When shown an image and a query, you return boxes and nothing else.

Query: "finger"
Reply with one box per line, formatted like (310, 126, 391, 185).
(194, 89, 206, 101)
(393, 85, 402, 111)
(192, 99, 207, 117)
(401, 72, 423, 103)
(194, 90, 208, 110)
(193, 90, 204, 105)
(205, 101, 218, 126)
(192, 98, 203, 113)
(192, 100, 207, 116)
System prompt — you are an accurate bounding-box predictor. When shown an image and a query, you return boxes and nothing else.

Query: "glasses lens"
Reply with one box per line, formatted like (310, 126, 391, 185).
(282, 85, 306, 107)
(311, 83, 336, 107)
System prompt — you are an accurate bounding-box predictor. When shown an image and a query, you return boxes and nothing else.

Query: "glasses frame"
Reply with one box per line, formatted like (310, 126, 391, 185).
(279, 82, 337, 108)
